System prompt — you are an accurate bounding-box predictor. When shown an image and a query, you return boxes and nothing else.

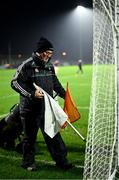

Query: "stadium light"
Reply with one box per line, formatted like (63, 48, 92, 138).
(70, 5, 92, 61)
(77, 5, 86, 11)
(48, 4, 92, 64)
(75, 5, 87, 15)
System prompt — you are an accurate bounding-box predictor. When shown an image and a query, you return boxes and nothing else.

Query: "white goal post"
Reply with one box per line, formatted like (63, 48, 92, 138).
(83, 0, 119, 179)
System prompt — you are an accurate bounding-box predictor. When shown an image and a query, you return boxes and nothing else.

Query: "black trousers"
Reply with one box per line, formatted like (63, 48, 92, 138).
(20, 111, 68, 166)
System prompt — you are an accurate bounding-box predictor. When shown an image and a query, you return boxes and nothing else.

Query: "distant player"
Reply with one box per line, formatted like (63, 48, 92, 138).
(77, 59, 83, 74)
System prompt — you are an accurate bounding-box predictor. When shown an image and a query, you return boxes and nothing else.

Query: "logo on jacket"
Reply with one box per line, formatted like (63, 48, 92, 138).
(35, 68, 39, 72)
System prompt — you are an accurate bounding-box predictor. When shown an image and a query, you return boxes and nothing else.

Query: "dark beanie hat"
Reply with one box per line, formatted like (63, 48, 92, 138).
(36, 37, 54, 53)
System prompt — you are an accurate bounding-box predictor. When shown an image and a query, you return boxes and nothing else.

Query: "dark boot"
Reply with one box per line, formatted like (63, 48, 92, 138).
(56, 160, 73, 170)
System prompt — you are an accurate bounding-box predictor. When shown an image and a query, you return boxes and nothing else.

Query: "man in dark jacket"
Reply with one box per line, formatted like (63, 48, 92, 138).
(11, 37, 72, 171)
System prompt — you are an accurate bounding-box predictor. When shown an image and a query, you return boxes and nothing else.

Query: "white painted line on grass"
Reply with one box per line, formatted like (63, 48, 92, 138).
(77, 106, 89, 109)
(0, 94, 18, 99)
(0, 106, 89, 118)
(62, 83, 91, 86)
(0, 113, 9, 118)
(0, 154, 84, 169)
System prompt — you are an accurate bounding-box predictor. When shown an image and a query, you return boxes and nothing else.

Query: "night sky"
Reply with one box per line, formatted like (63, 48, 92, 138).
(0, 0, 93, 63)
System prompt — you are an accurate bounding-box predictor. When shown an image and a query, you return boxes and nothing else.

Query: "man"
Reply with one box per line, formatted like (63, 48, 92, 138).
(77, 59, 83, 73)
(11, 37, 72, 171)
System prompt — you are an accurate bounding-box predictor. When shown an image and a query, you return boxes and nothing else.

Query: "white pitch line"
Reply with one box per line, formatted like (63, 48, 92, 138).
(0, 106, 89, 118)
(0, 113, 9, 118)
(0, 94, 18, 99)
(0, 154, 84, 169)
(77, 106, 89, 109)
(61, 83, 90, 86)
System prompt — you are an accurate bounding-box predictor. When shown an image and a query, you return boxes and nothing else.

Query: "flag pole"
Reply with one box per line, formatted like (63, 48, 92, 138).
(66, 119, 85, 141)
(33, 83, 85, 141)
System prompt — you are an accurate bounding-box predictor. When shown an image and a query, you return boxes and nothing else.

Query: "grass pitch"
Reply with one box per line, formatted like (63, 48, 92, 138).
(0, 65, 92, 179)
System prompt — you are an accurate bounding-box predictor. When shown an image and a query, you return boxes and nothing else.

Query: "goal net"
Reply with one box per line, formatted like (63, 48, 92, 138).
(83, 0, 118, 179)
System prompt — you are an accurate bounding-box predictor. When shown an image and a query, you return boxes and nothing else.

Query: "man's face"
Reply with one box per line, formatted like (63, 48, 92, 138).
(37, 50, 53, 62)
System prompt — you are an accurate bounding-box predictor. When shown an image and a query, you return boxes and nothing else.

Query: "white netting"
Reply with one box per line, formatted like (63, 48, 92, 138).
(83, 0, 118, 179)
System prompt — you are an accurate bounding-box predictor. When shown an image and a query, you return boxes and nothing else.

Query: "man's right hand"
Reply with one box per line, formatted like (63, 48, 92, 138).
(34, 89, 44, 98)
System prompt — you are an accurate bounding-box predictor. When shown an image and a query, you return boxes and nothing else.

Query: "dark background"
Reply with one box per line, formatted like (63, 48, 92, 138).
(0, 0, 93, 64)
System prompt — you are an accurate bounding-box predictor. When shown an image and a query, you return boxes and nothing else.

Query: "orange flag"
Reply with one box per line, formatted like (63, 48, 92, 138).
(63, 83, 81, 123)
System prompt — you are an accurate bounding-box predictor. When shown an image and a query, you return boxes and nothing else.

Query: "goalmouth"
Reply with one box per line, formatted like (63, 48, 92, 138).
(83, 0, 119, 179)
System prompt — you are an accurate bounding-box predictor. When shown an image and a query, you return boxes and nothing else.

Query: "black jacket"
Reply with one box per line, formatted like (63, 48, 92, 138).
(11, 53, 65, 102)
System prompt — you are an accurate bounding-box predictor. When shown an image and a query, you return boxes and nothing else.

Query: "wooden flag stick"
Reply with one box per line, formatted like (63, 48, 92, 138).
(66, 119, 86, 141)
(33, 83, 85, 141)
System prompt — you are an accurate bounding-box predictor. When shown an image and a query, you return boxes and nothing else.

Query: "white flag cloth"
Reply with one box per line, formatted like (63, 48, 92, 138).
(33, 83, 68, 138)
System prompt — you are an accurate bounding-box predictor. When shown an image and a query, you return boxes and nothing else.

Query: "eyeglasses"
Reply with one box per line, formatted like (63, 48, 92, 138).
(45, 51, 53, 55)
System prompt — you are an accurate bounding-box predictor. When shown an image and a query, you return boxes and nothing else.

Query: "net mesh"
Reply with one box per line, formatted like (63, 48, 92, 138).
(83, 0, 117, 179)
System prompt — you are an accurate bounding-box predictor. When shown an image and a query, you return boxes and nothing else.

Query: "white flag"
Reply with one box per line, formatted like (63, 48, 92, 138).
(33, 83, 68, 138)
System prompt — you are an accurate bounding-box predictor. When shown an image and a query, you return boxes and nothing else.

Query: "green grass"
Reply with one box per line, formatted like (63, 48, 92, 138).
(0, 65, 92, 179)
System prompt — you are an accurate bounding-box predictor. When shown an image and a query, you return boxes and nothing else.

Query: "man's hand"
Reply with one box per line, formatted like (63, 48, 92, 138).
(61, 121, 67, 129)
(34, 89, 44, 98)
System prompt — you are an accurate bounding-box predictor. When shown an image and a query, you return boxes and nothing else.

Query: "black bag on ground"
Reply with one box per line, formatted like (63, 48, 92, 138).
(0, 104, 23, 152)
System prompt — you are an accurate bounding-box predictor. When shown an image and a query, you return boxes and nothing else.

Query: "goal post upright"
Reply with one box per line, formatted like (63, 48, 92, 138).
(115, 0, 119, 168)
(83, 0, 119, 179)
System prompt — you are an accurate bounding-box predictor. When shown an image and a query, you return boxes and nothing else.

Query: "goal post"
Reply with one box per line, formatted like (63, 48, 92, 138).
(83, 0, 119, 179)
(116, 0, 119, 170)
